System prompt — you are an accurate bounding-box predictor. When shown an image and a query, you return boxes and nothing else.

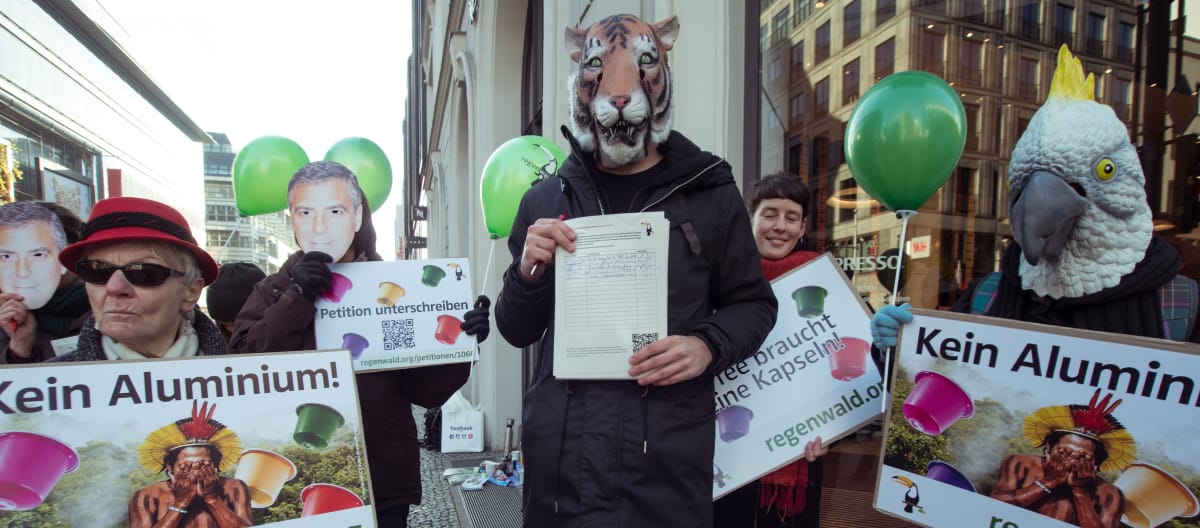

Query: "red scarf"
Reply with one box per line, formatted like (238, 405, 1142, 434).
(757, 250, 820, 518)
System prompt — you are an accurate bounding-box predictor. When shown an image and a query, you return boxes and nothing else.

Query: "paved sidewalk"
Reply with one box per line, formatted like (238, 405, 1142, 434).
(408, 406, 508, 528)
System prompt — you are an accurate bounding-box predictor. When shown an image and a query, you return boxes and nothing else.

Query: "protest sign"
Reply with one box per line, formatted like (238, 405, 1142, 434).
(314, 258, 478, 372)
(713, 254, 882, 499)
(877, 309, 1200, 528)
(0, 350, 374, 527)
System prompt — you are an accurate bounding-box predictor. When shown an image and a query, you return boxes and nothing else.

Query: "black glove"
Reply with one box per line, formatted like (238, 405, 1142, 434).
(289, 251, 333, 302)
(460, 295, 491, 344)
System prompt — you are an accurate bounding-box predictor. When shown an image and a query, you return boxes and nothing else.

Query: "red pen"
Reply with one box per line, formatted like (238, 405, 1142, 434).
(529, 213, 568, 278)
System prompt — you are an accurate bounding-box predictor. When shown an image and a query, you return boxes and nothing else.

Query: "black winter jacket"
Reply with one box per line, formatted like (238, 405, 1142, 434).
(496, 130, 778, 527)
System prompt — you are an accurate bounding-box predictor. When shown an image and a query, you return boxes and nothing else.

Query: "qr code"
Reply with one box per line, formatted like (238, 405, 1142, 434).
(383, 319, 416, 351)
(632, 332, 658, 352)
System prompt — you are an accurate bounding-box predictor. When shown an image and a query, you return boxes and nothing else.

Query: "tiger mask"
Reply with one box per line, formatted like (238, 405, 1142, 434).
(565, 14, 679, 170)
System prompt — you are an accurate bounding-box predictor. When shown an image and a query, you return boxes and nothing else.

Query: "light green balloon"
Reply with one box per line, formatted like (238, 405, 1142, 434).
(845, 71, 966, 211)
(480, 136, 568, 239)
(324, 137, 393, 212)
(233, 136, 309, 216)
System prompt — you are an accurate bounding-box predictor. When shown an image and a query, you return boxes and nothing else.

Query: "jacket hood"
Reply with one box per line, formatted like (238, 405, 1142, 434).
(559, 125, 732, 194)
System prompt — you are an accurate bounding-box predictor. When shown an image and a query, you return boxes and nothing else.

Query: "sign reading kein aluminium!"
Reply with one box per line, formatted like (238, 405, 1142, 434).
(712, 254, 883, 499)
(314, 258, 478, 372)
(0, 350, 375, 527)
(877, 309, 1200, 528)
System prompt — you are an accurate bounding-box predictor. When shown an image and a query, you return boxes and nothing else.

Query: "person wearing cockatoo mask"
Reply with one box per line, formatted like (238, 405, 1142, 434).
(871, 45, 1200, 351)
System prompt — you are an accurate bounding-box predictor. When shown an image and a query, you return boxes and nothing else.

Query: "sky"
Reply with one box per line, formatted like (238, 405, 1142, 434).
(96, 0, 412, 258)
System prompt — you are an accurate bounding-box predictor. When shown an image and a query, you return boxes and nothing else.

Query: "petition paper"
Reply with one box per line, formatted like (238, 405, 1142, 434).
(553, 212, 669, 379)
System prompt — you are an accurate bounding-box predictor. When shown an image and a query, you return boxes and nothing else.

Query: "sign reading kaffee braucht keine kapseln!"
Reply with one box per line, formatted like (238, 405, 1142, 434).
(712, 254, 883, 499)
(314, 258, 478, 372)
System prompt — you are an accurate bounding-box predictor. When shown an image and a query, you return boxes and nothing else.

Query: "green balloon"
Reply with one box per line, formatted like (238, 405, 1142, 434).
(233, 136, 309, 216)
(844, 71, 966, 211)
(480, 136, 568, 238)
(323, 137, 393, 212)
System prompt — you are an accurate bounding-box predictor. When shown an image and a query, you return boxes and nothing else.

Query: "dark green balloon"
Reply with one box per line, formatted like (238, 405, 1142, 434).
(233, 136, 309, 216)
(844, 71, 966, 212)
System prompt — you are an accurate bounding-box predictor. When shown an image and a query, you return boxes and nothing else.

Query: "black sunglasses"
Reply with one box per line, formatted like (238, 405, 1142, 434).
(76, 259, 185, 287)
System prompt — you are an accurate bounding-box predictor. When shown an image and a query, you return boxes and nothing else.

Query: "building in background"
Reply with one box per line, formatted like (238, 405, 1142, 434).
(202, 132, 295, 274)
(0, 0, 210, 240)
(760, 0, 1149, 311)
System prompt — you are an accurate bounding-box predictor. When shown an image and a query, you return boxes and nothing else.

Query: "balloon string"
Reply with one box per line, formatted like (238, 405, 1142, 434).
(481, 239, 497, 298)
(891, 210, 916, 306)
(882, 209, 917, 414)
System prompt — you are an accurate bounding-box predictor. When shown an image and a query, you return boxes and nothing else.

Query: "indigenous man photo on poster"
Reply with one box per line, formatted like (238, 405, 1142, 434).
(877, 309, 1200, 528)
(0, 351, 376, 527)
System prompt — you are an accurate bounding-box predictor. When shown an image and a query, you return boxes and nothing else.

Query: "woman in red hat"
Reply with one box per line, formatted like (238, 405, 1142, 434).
(53, 196, 228, 361)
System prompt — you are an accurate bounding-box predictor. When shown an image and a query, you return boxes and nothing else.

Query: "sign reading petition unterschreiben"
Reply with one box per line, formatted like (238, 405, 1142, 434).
(314, 258, 478, 372)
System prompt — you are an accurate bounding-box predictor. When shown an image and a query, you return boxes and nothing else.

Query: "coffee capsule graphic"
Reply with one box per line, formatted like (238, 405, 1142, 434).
(828, 337, 871, 381)
(901, 371, 974, 436)
(341, 333, 369, 359)
(300, 483, 364, 517)
(320, 273, 353, 303)
(1115, 461, 1199, 528)
(0, 432, 79, 511)
(792, 286, 828, 318)
(421, 265, 447, 287)
(435, 315, 463, 345)
(926, 460, 976, 493)
(234, 448, 297, 508)
(293, 403, 346, 450)
(716, 405, 754, 443)
(377, 281, 406, 307)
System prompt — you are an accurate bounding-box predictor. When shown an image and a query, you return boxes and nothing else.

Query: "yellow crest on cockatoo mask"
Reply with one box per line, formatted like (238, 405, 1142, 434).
(1047, 44, 1095, 102)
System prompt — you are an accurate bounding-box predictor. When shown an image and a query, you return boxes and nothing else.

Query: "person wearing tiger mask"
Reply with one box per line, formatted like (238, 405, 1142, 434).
(496, 13, 778, 528)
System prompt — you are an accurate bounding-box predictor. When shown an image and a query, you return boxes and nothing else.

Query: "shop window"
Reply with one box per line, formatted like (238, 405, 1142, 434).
(960, 38, 983, 87)
(1116, 22, 1135, 64)
(794, 0, 815, 25)
(914, 0, 946, 14)
(875, 38, 895, 81)
(919, 29, 945, 77)
(815, 77, 830, 117)
(773, 8, 791, 45)
(843, 59, 860, 105)
(1086, 12, 1106, 56)
(964, 103, 981, 152)
(1112, 77, 1132, 120)
(790, 93, 806, 127)
(1018, 0, 1041, 40)
(1017, 56, 1039, 100)
(876, 0, 895, 25)
(844, 1, 861, 46)
(815, 21, 831, 64)
(964, 0, 985, 22)
(1054, 3, 1075, 47)
(790, 41, 805, 81)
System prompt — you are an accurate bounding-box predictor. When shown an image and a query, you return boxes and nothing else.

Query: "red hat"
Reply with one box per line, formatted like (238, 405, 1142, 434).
(58, 197, 219, 285)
